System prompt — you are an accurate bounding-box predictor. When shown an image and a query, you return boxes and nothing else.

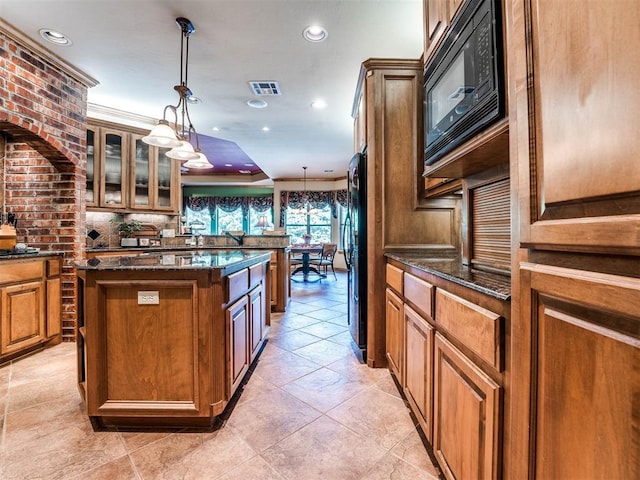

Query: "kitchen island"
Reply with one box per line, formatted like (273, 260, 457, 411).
(75, 249, 271, 427)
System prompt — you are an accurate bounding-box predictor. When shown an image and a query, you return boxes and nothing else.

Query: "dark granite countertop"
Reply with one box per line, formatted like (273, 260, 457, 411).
(385, 251, 511, 301)
(0, 249, 64, 261)
(76, 249, 272, 276)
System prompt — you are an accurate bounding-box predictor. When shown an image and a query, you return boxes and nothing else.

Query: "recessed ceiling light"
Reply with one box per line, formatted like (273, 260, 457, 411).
(311, 99, 327, 109)
(39, 28, 72, 46)
(324, 169, 334, 173)
(244, 163, 254, 166)
(303, 25, 328, 43)
(224, 163, 233, 167)
(239, 170, 251, 174)
(247, 99, 268, 109)
(262, 126, 270, 132)
(212, 127, 219, 132)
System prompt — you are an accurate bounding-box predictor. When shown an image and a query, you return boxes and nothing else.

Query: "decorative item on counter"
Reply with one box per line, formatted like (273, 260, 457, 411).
(110, 215, 143, 247)
(302, 233, 312, 244)
(0, 223, 17, 249)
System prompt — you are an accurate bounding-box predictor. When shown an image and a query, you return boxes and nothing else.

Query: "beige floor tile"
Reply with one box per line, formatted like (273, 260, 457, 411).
(359, 451, 440, 480)
(282, 367, 366, 413)
(252, 348, 322, 386)
(299, 320, 348, 338)
(217, 455, 286, 480)
(269, 328, 323, 351)
(391, 429, 441, 477)
(227, 388, 321, 452)
(292, 339, 354, 366)
(326, 354, 391, 385)
(262, 415, 388, 480)
(67, 455, 138, 480)
(327, 387, 417, 449)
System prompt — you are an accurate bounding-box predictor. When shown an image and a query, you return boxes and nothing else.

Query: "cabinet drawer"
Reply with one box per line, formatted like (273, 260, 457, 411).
(386, 264, 404, 294)
(404, 273, 434, 320)
(249, 262, 264, 289)
(227, 268, 248, 303)
(436, 290, 503, 371)
(46, 258, 61, 277)
(0, 261, 44, 284)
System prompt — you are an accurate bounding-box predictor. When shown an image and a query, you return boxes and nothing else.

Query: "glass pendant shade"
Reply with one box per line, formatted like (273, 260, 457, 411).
(166, 140, 199, 160)
(142, 120, 181, 148)
(183, 151, 213, 170)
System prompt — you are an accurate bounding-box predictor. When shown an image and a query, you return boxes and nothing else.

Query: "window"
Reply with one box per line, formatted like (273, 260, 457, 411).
(285, 204, 332, 244)
(184, 202, 273, 235)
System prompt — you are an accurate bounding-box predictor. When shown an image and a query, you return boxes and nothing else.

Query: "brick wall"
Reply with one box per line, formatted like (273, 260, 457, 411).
(0, 26, 94, 340)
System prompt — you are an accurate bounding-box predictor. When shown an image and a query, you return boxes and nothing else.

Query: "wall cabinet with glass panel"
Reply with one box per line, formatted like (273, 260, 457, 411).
(86, 120, 180, 213)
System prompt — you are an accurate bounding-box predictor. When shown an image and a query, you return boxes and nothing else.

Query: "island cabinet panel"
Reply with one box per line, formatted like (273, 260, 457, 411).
(434, 333, 501, 480)
(404, 304, 434, 441)
(90, 280, 201, 415)
(249, 285, 265, 362)
(227, 294, 249, 396)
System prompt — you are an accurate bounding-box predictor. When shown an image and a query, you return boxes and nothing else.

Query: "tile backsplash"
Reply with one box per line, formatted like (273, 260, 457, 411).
(86, 211, 179, 248)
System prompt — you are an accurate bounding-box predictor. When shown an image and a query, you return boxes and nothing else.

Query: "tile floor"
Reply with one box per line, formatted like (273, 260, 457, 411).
(0, 272, 441, 480)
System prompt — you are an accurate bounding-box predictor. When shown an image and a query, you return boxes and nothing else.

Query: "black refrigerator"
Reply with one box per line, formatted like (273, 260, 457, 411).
(343, 150, 367, 362)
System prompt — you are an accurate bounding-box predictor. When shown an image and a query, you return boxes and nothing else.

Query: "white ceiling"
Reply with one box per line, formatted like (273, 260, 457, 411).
(0, 0, 424, 184)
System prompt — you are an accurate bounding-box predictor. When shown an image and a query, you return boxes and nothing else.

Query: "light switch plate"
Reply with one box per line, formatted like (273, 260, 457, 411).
(138, 291, 159, 305)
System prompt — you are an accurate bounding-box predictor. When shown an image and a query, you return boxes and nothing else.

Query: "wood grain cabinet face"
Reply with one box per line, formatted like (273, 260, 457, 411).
(404, 305, 435, 441)
(434, 333, 501, 480)
(424, 0, 449, 61)
(385, 288, 404, 381)
(248, 286, 264, 362)
(0, 280, 45, 356)
(227, 295, 250, 396)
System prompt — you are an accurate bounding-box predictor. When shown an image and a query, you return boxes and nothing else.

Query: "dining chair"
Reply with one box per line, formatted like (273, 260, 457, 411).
(311, 243, 337, 280)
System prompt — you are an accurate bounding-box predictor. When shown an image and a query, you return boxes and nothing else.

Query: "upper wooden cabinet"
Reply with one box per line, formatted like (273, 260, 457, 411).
(423, 0, 466, 63)
(87, 120, 180, 214)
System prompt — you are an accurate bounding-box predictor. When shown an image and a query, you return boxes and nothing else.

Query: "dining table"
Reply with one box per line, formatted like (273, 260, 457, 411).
(290, 244, 325, 282)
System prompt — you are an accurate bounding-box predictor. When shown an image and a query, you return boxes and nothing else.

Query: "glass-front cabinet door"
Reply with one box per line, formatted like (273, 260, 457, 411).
(85, 126, 99, 208)
(100, 129, 127, 209)
(129, 135, 178, 212)
(130, 134, 152, 209)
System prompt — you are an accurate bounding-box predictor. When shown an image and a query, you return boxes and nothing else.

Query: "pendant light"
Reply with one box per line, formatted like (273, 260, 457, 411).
(142, 17, 207, 164)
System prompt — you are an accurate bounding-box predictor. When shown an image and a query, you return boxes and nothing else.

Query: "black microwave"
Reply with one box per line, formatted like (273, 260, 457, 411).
(424, 0, 504, 166)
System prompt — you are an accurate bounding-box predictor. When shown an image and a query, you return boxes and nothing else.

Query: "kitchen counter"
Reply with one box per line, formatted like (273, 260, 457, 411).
(76, 248, 271, 427)
(77, 249, 271, 276)
(0, 249, 64, 261)
(385, 251, 511, 300)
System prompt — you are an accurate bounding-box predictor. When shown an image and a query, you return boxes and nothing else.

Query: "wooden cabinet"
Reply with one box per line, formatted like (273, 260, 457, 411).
(385, 288, 404, 380)
(507, 2, 640, 478)
(86, 124, 127, 209)
(227, 294, 250, 396)
(0, 256, 62, 363)
(424, 0, 449, 61)
(386, 262, 507, 479)
(404, 304, 434, 440)
(76, 252, 271, 427)
(353, 58, 461, 366)
(87, 119, 180, 213)
(129, 133, 178, 212)
(434, 333, 500, 480)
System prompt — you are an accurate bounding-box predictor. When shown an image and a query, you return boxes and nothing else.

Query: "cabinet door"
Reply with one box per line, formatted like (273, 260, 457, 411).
(385, 288, 404, 381)
(99, 128, 127, 209)
(270, 263, 277, 307)
(424, 0, 448, 61)
(129, 133, 153, 210)
(404, 305, 434, 441)
(86, 126, 100, 208)
(434, 333, 500, 480)
(248, 285, 264, 362)
(154, 146, 177, 211)
(227, 295, 249, 396)
(46, 276, 61, 337)
(0, 280, 45, 355)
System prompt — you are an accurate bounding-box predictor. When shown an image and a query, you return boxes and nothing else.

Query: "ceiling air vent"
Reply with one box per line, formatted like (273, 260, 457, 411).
(249, 81, 281, 96)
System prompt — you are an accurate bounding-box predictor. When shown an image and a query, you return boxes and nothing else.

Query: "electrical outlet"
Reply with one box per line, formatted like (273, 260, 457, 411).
(138, 291, 159, 305)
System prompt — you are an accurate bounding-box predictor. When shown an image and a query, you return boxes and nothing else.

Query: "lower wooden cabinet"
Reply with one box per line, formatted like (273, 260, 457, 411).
(385, 288, 404, 380)
(249, 285, 265, 362)
(1, 280, 45, 356)
(227, 295, 250, 396)
(433, 333, 501, 480)
(0, 256, 62, 363)
(404, 305, 434, 441)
